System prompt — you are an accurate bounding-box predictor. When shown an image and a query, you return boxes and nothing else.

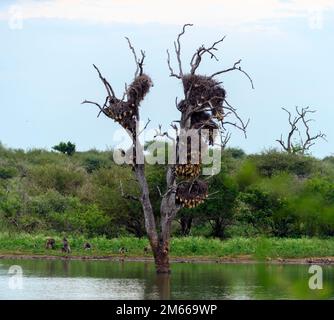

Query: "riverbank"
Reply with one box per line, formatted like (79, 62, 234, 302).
(2, 253, 334, 265)
(1, 233, 334, 262)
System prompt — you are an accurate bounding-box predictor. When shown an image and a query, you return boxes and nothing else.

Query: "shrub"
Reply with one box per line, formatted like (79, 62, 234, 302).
(249, 150, 318, 178)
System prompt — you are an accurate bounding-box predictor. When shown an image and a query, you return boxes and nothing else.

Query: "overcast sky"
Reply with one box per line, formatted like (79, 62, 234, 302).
(0, 0, 333, 157)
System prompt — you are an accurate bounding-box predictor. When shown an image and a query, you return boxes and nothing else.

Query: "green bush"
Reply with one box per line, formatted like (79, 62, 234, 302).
(28, 164, 85, 195)
(0, 166, 17, 179)
(249, 150, 318, 178)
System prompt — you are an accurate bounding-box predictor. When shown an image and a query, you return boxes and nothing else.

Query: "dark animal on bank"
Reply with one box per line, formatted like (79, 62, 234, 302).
(143, 246, 151, 255)
(61, 238, 71, 254)
(83, 242, 92, 250)
(45, 238, 56, 250)
(119, 247, 127, 255)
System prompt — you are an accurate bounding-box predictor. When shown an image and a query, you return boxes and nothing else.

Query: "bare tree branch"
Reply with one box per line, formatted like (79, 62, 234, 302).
(167, 49, 181, 79)
(277, 106, 326, 154)
(138, 118, 151, 136)
(92, 64, 115, 98)
(222, 100, 249, 138)
(220, 131, 232, 150)
(210, 59, 254, 89)
(190, 36, 226, 74)
(174, 23, 193, 77)
(81, 100, 108, 118)
(167, 23, 193, 78)
(125, 37, 146, 77)
(154, 124, 176, 142)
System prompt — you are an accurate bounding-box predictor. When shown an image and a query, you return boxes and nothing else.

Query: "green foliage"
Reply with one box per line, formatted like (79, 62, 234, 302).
(29, 164, 85, 195)
(0, 143, 334, 240)
(49, 205, 112, 237)
(0, 166, 17, 179)
(223, 147, 246, 159)
(235, 160, 259, 190)
(83, 156, 107, 173)
(249, 150, 318, 178)
(1, 233, 334, 259)
(189, 172, 239, 238)
(52, 141, 76, 156)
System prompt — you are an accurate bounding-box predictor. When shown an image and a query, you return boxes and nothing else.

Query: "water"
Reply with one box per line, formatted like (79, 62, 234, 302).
(0, 259, 334, 299)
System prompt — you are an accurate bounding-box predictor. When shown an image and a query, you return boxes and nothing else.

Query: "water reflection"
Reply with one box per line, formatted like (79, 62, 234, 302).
(0, 259, 333, 300)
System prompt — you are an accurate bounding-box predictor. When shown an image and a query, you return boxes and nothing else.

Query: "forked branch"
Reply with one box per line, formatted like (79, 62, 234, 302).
(167, 23, 193, 78)
(210, 59, 254, 89)
(190, 36, 226, 74)
(125, 37, 146, 77)
(276, 106, 326, 154)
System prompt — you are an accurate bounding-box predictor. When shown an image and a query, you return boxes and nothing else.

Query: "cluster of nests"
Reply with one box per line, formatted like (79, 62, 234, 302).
(178, 74, 226, 145)
(174, 75, 226, 208)
(174, 75, 226, 180)
(104, 74, 152, 132)
(176, 180, 208, 209)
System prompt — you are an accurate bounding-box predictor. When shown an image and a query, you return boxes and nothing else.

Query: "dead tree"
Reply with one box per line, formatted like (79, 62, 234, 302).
(83, 25, 252, 273)
(276, 106, 326, 154)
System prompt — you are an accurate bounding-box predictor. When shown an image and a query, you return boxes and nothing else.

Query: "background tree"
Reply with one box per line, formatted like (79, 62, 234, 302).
(276, 107, 326, 154)
(83, 25, 252, 273)
(52, 141, 76, 156)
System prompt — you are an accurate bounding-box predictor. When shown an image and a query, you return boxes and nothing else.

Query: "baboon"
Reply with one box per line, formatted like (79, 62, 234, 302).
(83, 242, 91, 250)
(119, 247, 127, 255)
(118, 247, 127, 262)
(61, 238, 71, 254)
(45, 238, 56, 250)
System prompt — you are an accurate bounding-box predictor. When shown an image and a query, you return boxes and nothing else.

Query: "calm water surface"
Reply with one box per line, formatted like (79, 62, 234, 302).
(0, 259, 333, 299)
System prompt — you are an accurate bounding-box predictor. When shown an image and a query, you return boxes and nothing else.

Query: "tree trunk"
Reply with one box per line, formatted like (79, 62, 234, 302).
(211, 218, 225, 238)
(135, 144, 178, 273)
(153, 242, 171, 274)
(156, 166, 179, 273)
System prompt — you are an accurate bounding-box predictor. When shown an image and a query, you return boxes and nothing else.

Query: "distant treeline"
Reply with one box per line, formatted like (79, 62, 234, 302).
(1, 142, 334, 239)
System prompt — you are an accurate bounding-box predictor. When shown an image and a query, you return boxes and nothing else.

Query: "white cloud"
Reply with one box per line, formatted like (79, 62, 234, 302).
(1, 0, 334, 28)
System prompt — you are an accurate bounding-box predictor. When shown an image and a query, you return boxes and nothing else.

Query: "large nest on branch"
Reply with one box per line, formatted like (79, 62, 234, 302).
(127, 74, 152, 105)
(104, 99, 136, 131)
(182, 74, 225, 121)
(176, 180, 208, 208)
(175, 163, 201, 178)
(102, 74, 152, 132)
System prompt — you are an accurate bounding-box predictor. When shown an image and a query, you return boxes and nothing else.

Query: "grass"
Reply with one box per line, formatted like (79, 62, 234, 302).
(1, 233, 334, 260)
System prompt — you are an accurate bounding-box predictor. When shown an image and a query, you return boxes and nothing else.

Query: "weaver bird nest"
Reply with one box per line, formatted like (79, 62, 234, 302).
(176, 180, 208, 208)
(103, 74, 152, 132)
(175, 163, 201, 178)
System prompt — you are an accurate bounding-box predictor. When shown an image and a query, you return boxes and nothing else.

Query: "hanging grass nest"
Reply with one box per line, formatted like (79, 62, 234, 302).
(127, 74, 153, 105)
(176, 135, 202, 177)
(175, 163, 201, 178)
(182, 74, 225, 121)
(176, 180, 208, 208)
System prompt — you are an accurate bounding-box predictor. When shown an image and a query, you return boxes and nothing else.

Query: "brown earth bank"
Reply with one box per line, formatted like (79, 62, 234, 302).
(1, 254, 334, 265)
